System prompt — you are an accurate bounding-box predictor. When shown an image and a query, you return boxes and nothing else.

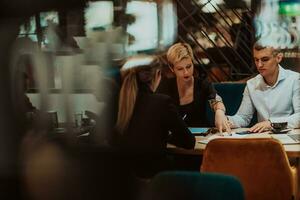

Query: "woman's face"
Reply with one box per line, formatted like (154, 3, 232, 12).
(171, 57, 194, 82)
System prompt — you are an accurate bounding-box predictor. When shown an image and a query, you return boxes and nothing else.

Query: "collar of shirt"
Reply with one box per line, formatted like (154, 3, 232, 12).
(255, 65, 287, 90)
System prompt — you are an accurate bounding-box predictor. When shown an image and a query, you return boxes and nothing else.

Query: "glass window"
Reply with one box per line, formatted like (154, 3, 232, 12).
(84, 1, 114, 31)
(126, 1, 158, 52)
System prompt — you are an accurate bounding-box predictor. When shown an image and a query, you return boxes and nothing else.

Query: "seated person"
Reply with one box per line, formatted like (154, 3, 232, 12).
(227, 41, 300, 132)
(114, 55, 195, 178)
(17, 72, 38, 130)
(86, 76, 120, 146)
(157, 42, 230, 133)
(23, 72, 37, 113)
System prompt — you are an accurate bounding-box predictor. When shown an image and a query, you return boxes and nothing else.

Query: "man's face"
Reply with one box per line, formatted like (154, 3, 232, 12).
(170, 57, 194, 82)
(253, 47, 283, 78)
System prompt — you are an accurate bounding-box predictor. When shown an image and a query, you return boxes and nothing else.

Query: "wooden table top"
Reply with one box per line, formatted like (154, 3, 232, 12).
(167, 128, 300, 158)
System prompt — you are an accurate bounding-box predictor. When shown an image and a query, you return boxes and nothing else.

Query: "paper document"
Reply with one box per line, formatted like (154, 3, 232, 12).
(271, 134, 300, 144)
(198, 133, 248, 144)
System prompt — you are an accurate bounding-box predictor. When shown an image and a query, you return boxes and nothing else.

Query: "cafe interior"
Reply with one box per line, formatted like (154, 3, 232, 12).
(0, 0, 299, 199)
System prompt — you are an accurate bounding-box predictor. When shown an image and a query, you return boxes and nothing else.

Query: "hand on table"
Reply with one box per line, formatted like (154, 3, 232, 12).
(215, 109, 231, 134)
(249, 120, 271, 133)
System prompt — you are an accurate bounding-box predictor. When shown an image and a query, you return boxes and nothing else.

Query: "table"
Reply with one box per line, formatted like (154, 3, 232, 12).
(167, 128, 300, 158)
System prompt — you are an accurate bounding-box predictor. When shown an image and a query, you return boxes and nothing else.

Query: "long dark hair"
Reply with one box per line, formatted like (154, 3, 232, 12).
(116, 55, 162, 133)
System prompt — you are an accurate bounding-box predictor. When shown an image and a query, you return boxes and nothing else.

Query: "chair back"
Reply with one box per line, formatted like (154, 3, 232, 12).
(201, 138, 296, 200)
(206, 82, 257, 126)
(145, 171, 244, 200)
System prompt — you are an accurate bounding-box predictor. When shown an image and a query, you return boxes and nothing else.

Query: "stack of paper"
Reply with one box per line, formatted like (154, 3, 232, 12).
(198, 133, 248, 144)
(271, 134, 300, 144)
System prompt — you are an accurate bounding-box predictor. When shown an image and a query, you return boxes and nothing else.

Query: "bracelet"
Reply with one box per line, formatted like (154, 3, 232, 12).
(215, 108, 226, 113)
(208, 99, 223, 108)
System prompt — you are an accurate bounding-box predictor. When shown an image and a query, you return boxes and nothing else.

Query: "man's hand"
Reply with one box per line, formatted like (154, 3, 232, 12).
(215, 109, 231, 133)
(249, 120, 271, 133)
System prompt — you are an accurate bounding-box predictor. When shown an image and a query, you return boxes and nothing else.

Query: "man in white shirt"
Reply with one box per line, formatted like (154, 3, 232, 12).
(227, 42, 300, 132)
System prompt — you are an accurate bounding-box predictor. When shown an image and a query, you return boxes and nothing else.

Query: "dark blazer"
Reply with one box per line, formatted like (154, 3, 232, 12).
(118, 86, 195, 151)
(116, 85, 195, 177)
(157, 77, 217, 127)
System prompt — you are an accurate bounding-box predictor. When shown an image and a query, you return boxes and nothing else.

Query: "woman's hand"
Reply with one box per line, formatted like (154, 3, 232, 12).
(215, 109, 231, 133)
(249, 120, 271, 133)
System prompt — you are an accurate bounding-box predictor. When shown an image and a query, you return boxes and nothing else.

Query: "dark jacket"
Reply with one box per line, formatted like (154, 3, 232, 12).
(118, 85, 195, 150)
(116, 85, 195, 177)
(157, 77, 217, 127)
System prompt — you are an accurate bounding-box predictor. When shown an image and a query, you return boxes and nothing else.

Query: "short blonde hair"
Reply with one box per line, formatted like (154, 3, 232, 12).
(166, 43, 194, 67)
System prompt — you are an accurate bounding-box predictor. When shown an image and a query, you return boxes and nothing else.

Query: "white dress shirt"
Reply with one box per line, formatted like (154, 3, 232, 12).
(228, 66, 300, 128)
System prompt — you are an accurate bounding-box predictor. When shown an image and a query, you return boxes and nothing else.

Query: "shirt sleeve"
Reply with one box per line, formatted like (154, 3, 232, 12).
(164, 97, 195, 149)
(269, 77, 300, 128)
(227, 86, 256, 128)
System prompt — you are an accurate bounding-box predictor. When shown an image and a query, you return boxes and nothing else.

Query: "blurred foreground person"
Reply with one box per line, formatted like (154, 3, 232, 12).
(115, 55, 195, 178)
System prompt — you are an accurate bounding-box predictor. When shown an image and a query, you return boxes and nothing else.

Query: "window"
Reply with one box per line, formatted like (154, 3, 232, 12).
(126, 1, 158, 52)
(84, 1, 114, 31)
(159, 0, 177, 47)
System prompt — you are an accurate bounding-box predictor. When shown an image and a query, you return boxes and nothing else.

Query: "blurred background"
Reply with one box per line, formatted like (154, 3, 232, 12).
(0, 0, 299, 199)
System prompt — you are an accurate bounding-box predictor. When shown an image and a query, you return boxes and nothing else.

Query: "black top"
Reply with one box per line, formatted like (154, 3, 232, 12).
(115, 85, 195, 177)
(157, 77, 217, 127)
(117, 85, 195, 151)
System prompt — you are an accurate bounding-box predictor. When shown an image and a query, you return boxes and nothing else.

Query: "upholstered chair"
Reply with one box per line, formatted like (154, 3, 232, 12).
(201, 138, 298, 200)
(145, 171, 244, 200)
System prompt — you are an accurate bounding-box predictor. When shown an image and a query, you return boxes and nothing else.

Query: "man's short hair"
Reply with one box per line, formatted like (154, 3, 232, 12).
(253, 40, 280, 55)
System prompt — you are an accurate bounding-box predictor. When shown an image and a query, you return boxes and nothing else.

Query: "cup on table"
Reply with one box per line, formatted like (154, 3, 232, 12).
(271, 122, 288, 133)
(74, 113, 83, 128)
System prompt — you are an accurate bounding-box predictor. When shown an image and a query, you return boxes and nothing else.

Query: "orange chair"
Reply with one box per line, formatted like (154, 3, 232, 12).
(201, 138, 298, 200)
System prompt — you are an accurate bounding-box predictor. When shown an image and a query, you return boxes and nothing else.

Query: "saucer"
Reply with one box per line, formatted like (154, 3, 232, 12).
(272, 128, 291, 134)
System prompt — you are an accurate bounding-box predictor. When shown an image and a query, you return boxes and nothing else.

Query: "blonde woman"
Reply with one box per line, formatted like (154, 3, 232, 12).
(157, 43, 231, 133)
(115, 55, 195, 177)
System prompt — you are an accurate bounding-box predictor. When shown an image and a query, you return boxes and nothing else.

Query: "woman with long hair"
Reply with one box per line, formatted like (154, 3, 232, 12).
(115, 55, 195, 177)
